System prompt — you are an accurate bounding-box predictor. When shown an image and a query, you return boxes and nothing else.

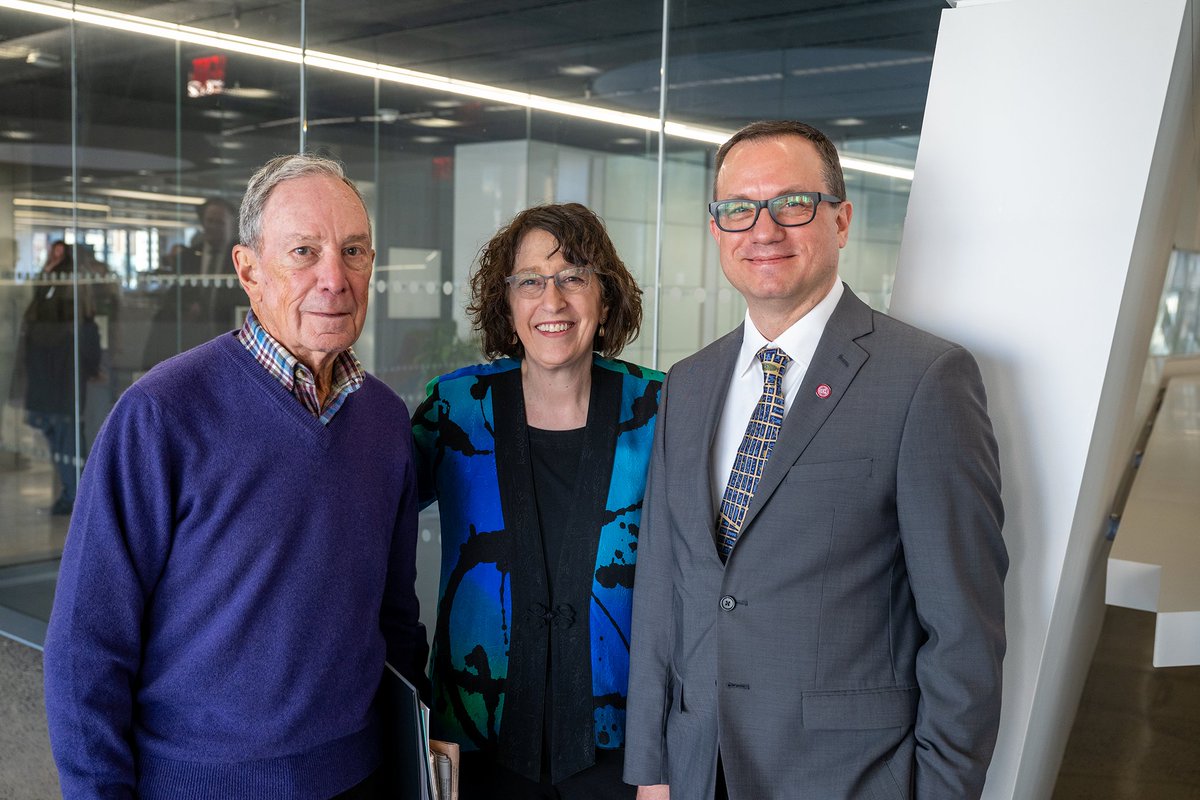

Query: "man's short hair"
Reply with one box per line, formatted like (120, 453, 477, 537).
(712, 120, 846, 201)
(239, 154, 371, 251)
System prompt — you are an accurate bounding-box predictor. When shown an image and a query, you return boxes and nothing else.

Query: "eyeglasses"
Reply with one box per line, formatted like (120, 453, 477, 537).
(505, 266, 595, 298)
(708, 192, 843, 233)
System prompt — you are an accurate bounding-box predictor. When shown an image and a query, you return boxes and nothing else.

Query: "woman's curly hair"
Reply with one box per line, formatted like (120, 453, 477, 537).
(468, 203, 643, 360)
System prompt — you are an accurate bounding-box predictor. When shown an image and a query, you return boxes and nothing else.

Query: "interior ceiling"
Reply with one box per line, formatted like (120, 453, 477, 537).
(0, 0, 946, 202)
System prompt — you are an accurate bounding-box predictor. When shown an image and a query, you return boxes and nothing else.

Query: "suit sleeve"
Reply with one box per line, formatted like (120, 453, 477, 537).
(43, 388, 176, 799)
(385, 408, 432, 700)
(896, 346, 1007, 799)
(623, 373, 674, 786)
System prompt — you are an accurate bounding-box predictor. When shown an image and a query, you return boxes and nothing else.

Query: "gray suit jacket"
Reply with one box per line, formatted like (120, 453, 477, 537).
(624, 287, 1007, 800)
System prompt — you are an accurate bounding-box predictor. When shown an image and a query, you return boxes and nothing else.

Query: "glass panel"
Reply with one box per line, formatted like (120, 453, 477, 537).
(659, 0, 943, 368)
(1151, 250, 1200, 356)
(1, 8, 75, 566)
(0, 5, 300, 581)
(0, 0, 945, 653)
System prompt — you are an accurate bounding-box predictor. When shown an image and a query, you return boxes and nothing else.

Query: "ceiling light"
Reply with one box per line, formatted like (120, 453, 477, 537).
(839, 156, 914, 181)
(221, 85, 278, 100)
(92, 188, 206, 204)
(428, 99, 462, 109)
(614, 137, 642, 145)
(307, 116, 358, 127)
(831, 117, 865, 127)
(14, 198, 111, 212)
(15, 209, 192, 229)
(203, 109, 243, 120)
(0, 0, 914, 181)
(106, 216, 192, 228)
(215, 139, 245, 149)
(410, 117, 461, 128)
(208, 157, 237, 165)
(1, 130, 35, 140)
(412, 135, 444, 144)
(559, 65, 601, 77)
(25, 49, 61, 68)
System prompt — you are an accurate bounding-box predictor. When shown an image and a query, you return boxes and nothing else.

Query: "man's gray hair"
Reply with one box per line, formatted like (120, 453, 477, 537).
(238, 153, 371, 251)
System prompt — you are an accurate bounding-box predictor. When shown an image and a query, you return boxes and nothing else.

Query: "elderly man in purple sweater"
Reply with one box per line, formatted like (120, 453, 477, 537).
(43, 154, 429, 799)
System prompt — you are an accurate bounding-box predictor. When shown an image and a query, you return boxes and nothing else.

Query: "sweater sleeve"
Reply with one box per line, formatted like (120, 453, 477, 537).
(383, 407, 432, 701)
(43, 387, 177, 799)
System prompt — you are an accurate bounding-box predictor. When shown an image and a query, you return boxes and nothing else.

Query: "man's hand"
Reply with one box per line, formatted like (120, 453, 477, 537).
(637, 785, 670, 800)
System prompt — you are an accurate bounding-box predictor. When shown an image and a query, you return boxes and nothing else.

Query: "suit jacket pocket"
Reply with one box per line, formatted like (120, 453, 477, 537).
(801, 686, 918, 730)
(669, 667, 687, 714)
(786, 457, 873, 482)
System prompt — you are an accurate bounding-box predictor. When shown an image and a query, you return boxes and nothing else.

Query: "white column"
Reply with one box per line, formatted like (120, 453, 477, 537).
(889, 0, 1197, 797)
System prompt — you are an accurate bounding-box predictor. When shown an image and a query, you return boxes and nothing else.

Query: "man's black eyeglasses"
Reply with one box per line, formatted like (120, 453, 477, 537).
(709, 192, 843, 232)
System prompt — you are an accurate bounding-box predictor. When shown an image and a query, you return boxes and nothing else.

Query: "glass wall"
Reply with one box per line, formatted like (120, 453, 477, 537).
(1151, 250, 1200, 356)
(0, 0, 944, 639)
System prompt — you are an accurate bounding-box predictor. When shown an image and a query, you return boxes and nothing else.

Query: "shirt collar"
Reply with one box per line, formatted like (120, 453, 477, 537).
(734, 279, 844, 378)
(237, 310, 365, 399)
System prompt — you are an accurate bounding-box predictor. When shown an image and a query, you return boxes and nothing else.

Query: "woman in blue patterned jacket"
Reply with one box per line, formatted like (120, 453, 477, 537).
(412, 203, 663, 799)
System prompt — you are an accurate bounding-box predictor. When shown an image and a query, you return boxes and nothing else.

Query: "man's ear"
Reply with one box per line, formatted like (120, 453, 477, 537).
(232, 244, 260, 302)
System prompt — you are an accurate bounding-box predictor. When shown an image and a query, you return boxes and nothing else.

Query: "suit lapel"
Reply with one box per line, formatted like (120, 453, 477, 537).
(675, 326, 744, 550)
(735, 289, 874, 539)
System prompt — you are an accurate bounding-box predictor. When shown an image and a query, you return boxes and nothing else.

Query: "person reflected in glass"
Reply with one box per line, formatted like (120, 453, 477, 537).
(412, 203, 663, 799)
(18, 241, 101, 515)
(142, 197, 242, 369)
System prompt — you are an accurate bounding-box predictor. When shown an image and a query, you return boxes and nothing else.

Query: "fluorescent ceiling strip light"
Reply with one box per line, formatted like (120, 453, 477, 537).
(1, 0, 913, 182)
(91, 188, 206, 204)
(840, 156, 915, 181)
(14, 197, 110, 212)
(15, 209, 191, 228)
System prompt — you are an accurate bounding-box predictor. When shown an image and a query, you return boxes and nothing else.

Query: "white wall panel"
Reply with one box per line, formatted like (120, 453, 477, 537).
(890, 1, 1196, 796)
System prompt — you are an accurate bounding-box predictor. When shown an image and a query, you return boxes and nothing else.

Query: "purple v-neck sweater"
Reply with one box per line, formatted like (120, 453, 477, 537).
(44, 334, 428, 799)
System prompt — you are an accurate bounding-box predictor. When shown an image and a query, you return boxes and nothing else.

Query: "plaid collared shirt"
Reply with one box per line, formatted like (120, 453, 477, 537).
(236, 310, 365, 425)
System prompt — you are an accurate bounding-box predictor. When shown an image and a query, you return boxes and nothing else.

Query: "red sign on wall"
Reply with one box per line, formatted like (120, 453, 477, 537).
(188, 55, 227, 98)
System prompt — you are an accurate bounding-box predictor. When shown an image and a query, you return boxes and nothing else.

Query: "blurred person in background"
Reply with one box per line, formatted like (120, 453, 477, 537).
(15, 240, 101, 515)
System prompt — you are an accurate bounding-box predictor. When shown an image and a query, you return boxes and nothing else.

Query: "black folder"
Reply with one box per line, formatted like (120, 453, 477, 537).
(380, 661, 436, 800)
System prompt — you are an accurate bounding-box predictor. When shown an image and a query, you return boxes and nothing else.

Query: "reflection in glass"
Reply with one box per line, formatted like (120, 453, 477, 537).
(0, 1, 937, 657)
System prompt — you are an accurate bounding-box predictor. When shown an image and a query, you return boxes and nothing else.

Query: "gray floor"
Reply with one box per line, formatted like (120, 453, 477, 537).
(0, 635, 60, 799)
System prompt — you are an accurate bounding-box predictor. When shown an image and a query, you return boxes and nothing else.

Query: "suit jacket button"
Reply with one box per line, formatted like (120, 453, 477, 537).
(720, 595, 736, 611)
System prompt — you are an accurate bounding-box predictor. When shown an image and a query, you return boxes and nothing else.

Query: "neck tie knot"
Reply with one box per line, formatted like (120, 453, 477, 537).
(758, 346, 790, 378)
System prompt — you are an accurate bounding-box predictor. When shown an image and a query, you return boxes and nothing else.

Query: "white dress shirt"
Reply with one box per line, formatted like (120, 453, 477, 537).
(710, 280, 844, 517)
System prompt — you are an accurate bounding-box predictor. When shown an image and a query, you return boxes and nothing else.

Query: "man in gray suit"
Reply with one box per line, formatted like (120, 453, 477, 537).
(623, 120, 1007, 800)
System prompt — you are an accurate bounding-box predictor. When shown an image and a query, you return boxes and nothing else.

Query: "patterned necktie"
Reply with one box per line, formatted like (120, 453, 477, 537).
(717, 346, 791, 560)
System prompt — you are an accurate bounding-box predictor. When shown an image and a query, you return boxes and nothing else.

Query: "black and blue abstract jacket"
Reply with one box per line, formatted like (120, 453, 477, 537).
(411, 355, 663, 783)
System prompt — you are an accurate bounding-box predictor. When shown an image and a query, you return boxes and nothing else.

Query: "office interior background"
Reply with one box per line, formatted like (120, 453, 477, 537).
(1, 0, 1198, 797)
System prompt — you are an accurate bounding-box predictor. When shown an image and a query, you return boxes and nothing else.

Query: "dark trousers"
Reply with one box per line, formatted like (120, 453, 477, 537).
(458, 748, 635, 800)
(330, 767, 388, 800)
